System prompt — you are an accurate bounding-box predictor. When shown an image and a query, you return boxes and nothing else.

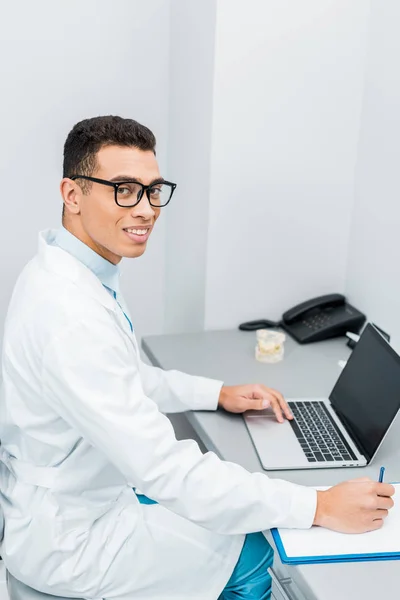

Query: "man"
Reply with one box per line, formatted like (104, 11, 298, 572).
(0, 116, 394, 600)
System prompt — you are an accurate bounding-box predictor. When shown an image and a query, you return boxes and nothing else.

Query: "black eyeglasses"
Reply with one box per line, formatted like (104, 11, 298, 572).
(70, 175, 177, 208)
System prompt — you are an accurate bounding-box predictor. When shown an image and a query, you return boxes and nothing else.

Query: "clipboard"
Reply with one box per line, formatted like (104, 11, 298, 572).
(271, 483, 400, 565)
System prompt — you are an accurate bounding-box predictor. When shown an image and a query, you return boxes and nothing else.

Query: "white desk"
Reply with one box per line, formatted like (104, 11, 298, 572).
(142, 330, 400, 600)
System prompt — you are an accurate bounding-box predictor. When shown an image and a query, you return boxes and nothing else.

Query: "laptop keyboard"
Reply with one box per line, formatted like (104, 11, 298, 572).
(288, 401, 358, 463)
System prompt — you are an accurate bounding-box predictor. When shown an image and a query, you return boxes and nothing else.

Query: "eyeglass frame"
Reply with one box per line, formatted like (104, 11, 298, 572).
(70, 175, 177, 208)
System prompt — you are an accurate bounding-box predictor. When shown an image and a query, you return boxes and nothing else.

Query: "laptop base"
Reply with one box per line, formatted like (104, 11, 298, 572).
(244, 400, 367, 471)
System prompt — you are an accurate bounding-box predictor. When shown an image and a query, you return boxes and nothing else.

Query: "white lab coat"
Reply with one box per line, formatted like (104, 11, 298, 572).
(0, 230, 316, 600)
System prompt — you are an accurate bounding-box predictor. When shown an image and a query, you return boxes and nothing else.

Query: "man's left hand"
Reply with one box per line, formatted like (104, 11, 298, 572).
(218, 384, 293, 423)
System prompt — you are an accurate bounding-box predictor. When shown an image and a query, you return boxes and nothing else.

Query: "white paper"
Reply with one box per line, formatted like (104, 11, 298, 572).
(277, 484, 400, 559)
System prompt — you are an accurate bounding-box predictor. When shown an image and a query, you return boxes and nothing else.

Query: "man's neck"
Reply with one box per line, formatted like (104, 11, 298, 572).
(61, 219, 121, 265)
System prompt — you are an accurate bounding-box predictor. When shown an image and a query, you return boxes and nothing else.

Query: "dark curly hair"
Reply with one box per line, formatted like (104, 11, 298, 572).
(63, 115, 156, 193)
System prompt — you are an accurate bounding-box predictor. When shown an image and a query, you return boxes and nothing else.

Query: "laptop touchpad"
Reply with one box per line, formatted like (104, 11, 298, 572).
(244, 412, 308, 469)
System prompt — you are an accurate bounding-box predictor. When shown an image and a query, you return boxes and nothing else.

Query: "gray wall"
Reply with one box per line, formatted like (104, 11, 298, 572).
(164, 0, 217, 334)
(165, 0, 371, 333)
(346, 0, 400, 350)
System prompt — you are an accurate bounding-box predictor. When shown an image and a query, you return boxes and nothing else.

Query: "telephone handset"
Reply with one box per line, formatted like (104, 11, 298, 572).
(283, 293, 346, 323)
(239, 293, 366, 344)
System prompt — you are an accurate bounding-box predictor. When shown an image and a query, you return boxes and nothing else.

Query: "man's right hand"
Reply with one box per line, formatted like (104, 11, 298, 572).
(313, 477, 395, 533)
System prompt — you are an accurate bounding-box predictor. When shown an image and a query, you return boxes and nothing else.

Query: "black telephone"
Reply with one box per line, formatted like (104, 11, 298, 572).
(239, 293, 366, 344)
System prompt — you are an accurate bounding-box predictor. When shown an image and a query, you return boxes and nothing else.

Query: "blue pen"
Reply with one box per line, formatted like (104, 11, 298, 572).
(378, 466, 385, 483)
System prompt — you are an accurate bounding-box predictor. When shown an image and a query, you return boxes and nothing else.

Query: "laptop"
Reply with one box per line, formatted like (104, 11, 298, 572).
(244, 323, 400, 470)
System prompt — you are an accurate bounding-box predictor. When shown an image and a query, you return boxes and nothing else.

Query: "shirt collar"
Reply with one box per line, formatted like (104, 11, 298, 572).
(53, 226, 121, 294)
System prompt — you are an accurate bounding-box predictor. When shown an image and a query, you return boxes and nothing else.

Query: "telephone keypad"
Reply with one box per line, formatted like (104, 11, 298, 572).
(302, 312, 333, 331)
(282, 297, 366, 343)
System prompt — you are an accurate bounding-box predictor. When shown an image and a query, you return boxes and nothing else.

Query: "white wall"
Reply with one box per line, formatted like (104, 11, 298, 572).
(2, 0, 397, 350)
(345, 0, 400, 350)
(0, 0, 170, 345)
(204, 0, 370, 329)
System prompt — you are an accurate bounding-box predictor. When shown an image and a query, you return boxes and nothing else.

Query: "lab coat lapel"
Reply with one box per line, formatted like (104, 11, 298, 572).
(39, 230, 140, 350)
(37, 230, 117, 311)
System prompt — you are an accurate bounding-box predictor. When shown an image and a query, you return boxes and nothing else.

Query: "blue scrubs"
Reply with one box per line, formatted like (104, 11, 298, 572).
(137, 495, 273, 599)
(219, 532, 273, 599)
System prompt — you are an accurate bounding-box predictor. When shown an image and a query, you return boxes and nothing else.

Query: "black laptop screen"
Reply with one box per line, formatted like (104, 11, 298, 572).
(330, 324, 400, 461)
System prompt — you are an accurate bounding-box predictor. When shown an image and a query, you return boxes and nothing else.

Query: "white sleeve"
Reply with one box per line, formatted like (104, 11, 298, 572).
(42, 317, 317, 534)
(138, 357, 222, 413)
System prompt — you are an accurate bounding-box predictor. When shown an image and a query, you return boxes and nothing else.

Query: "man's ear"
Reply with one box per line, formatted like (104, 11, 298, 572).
(60, 178, 81, 216)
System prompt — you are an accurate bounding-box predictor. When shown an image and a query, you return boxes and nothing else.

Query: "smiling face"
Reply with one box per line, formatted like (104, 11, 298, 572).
(61, 145, 162, 264)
